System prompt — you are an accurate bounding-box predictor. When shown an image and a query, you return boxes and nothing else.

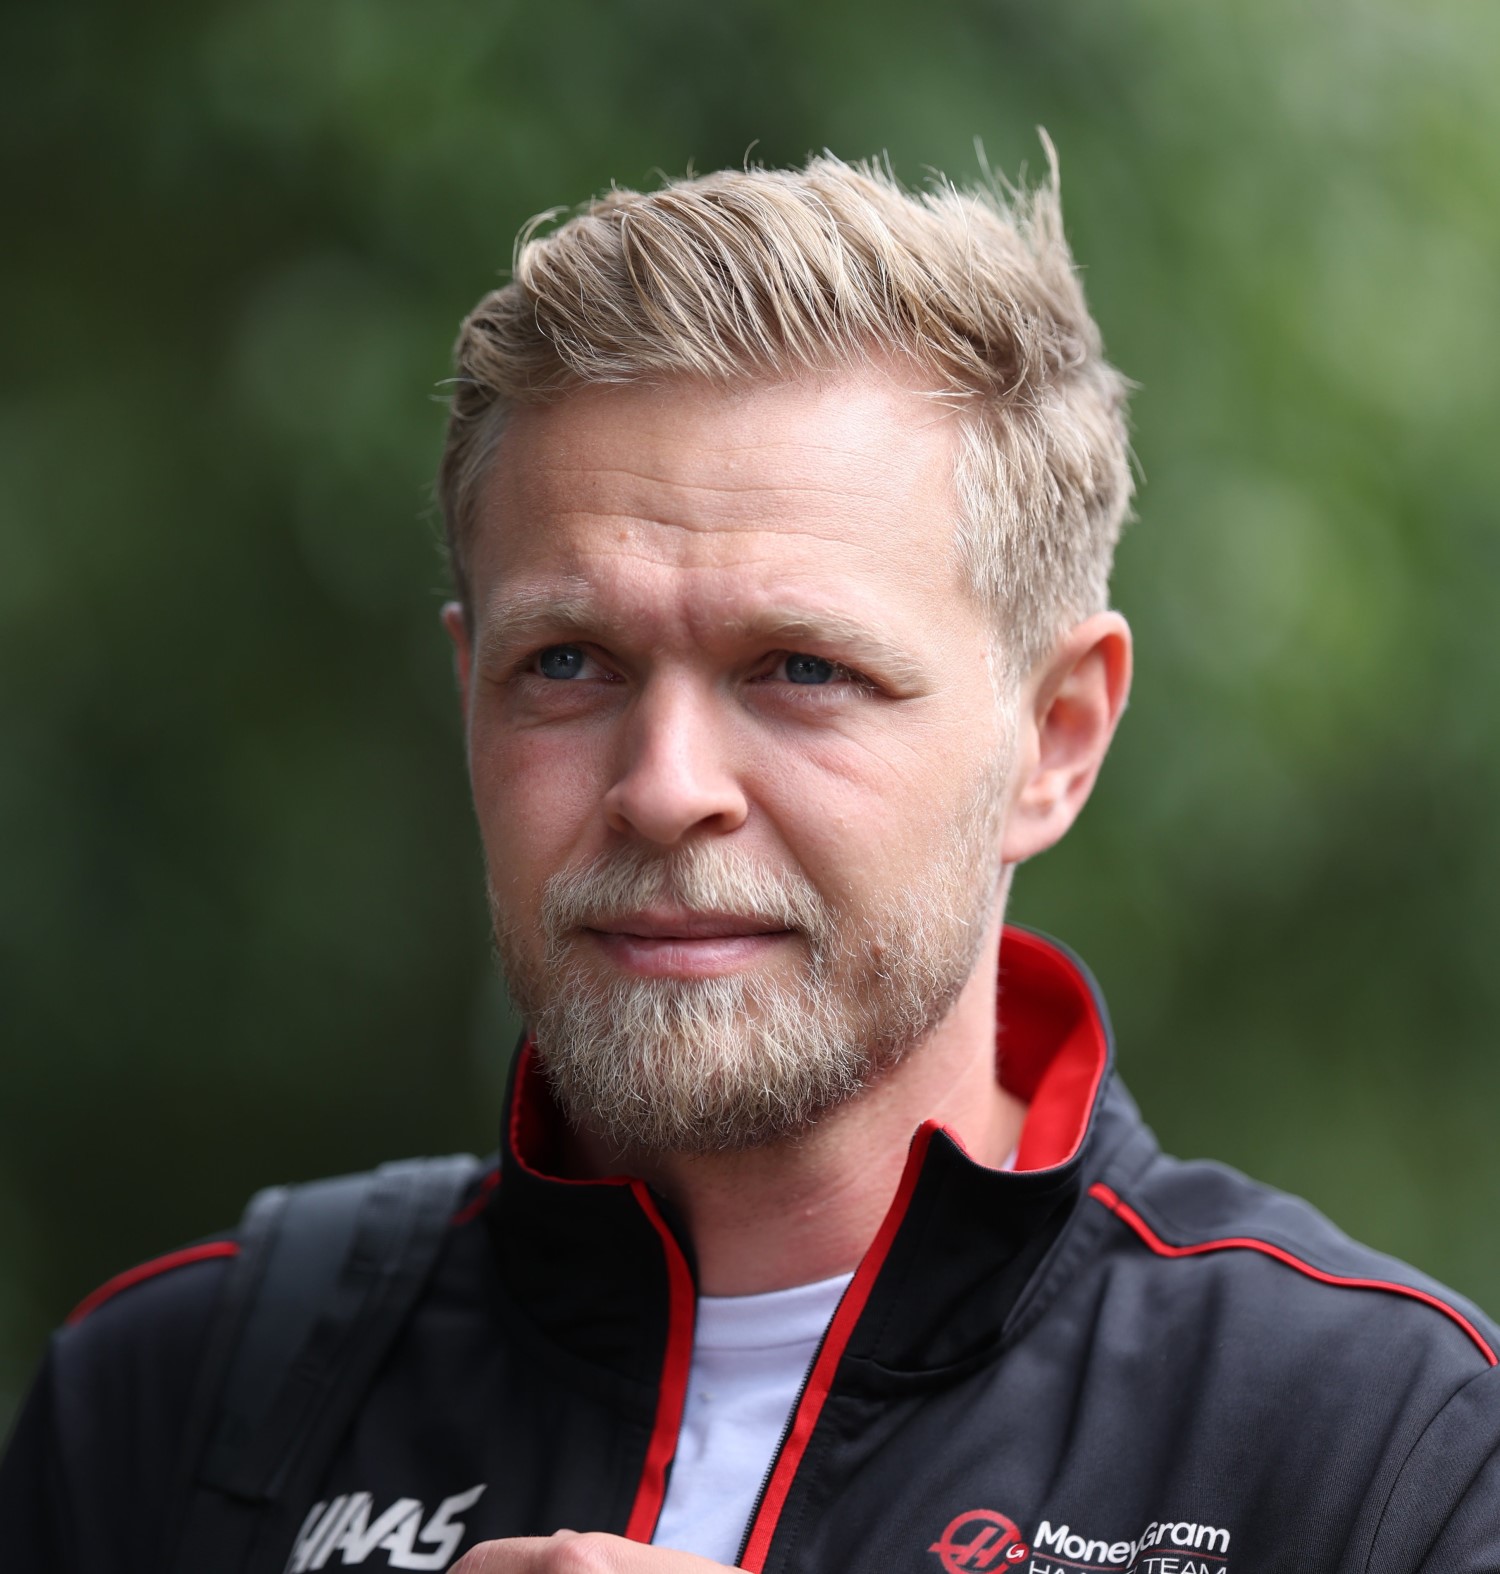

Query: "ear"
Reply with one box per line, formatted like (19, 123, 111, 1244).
(1000, 612, 1132, 865)
(441, 601, 474, 719)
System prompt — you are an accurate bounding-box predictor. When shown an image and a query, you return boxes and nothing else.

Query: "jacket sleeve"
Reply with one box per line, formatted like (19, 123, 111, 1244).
(0, 1349, 72, 1574)
(0, 1252, 231, 1574)
(1364, 1363, 1500, 1574)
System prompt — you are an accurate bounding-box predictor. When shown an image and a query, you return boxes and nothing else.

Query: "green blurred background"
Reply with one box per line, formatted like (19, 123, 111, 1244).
(5, 0, 1500, 1433)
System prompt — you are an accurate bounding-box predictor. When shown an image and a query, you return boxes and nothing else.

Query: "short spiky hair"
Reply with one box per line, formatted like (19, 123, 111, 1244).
(437, 150, 1132, 673)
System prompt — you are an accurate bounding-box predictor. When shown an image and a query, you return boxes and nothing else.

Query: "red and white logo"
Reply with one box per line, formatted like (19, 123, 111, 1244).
(929, 1509, 1030, 1571)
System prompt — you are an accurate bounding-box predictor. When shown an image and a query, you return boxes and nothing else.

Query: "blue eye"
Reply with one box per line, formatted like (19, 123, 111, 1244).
(537, 645, 585, 679)
(785, 654, 837, 685)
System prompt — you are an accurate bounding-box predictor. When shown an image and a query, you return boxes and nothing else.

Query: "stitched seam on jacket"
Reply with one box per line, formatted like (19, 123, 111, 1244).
(1360, 1366, 1500, 1574)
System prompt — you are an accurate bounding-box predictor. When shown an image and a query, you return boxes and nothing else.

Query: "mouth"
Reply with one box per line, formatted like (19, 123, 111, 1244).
(582, 910, 796, 978)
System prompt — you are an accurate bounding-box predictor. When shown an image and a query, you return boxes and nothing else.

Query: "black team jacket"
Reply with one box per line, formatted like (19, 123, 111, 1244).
(4, 927, 1500, 1573)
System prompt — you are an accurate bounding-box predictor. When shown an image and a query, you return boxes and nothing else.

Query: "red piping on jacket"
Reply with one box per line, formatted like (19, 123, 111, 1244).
(622, 1183, 696, 1543)
(449, 1167, 500, 1227)
(738, 1122, 939, 1573)
(507, 1043, 698, 1543)
(1089, 1183, 1498, 1369)
(65, 1241, 242, 1328)
(69, 1165, 498, 1331)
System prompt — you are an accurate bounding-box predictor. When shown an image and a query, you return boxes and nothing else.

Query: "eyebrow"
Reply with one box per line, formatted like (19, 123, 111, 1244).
(476, 591, 929, 693)
(473, 589, 599, 669)
(723, 608, 929, 692)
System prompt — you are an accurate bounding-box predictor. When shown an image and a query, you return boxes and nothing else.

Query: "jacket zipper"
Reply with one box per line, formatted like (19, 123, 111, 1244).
(733, 1320, 836, 1569)
(733, 1124, 938, 1572)
(623, 1182, 697, 1543)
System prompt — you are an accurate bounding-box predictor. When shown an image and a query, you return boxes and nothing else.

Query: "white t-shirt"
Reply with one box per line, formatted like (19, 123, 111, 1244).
(650, 1146, 1016, 1563)
(651, 1271, 853, 1565)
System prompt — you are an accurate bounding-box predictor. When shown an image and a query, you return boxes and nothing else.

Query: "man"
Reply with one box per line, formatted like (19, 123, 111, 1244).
(4, 156, 1499, 1573)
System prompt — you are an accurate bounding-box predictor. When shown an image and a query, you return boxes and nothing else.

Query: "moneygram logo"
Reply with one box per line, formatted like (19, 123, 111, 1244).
(929, 1509, 1030, 1571)
(1032, 1516, 1231, 1567)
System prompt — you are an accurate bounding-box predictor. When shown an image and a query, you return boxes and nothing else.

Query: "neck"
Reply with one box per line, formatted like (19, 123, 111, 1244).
(568, 910, 1023, 1295)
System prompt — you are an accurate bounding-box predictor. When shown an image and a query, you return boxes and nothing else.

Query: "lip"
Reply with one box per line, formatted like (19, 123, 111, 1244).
(582, 912, 795, 978)
(587, 910, 789, 940)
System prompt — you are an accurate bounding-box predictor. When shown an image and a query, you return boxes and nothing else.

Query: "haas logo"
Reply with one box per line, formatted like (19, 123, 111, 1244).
(929, 1509, 1030, 1571)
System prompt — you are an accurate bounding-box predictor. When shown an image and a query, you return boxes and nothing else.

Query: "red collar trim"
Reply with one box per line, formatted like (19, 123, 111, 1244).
(508, 1041, 632, 1186)
(1000, 927, 1111, 1173)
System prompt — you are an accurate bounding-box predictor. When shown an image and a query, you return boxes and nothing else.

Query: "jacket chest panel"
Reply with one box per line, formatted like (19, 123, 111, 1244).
(755, 1346, 1384, 1574)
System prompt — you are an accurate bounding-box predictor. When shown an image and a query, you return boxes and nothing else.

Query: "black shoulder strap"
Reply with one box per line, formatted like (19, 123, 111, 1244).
(170, 1154, 482, 1574)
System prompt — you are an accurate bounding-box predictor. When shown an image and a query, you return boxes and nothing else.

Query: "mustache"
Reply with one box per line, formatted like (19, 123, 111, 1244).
(539, 843, 833, 942)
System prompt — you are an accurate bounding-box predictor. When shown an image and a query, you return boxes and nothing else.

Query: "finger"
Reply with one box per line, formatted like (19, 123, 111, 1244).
(449, 1532, 734, 1573)
(448, 1535, 563, 1573)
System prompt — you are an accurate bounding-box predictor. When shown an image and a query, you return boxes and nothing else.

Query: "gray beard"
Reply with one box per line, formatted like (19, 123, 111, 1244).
(492, 767, 1008, 1156)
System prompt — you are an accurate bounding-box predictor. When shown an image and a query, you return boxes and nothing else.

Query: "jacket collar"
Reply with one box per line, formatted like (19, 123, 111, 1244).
(485, 925, 1144, 1378)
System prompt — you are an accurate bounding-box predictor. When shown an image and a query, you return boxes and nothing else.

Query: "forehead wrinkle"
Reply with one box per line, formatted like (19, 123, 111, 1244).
(522, 462, 908, 526)
(548, 517, 906, 564)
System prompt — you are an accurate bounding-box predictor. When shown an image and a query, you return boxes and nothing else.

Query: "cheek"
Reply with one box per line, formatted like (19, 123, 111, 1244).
(467, 721, 609, 884)
(757, 758, 933, 904)
(767, 735, 997, 901)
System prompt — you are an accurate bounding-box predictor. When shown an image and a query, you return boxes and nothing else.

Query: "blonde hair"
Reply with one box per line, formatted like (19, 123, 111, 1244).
(437, 149, 1133, 672)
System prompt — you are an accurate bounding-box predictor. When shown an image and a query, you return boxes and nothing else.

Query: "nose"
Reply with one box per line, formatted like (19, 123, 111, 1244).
(602, 678, 749, 845)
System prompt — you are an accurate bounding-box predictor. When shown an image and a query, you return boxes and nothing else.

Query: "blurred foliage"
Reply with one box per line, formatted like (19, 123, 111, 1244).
(4, 0, 1500, 1433)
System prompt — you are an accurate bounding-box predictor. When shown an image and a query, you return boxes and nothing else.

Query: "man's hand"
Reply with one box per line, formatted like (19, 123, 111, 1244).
(450, 1531, 739, 1573)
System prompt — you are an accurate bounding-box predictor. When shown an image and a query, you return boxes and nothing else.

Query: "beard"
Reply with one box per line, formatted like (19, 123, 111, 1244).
(491, 764, 1009, 1157)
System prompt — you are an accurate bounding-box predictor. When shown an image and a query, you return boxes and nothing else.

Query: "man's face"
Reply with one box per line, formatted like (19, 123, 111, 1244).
(451, 369, 1021, 1155)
